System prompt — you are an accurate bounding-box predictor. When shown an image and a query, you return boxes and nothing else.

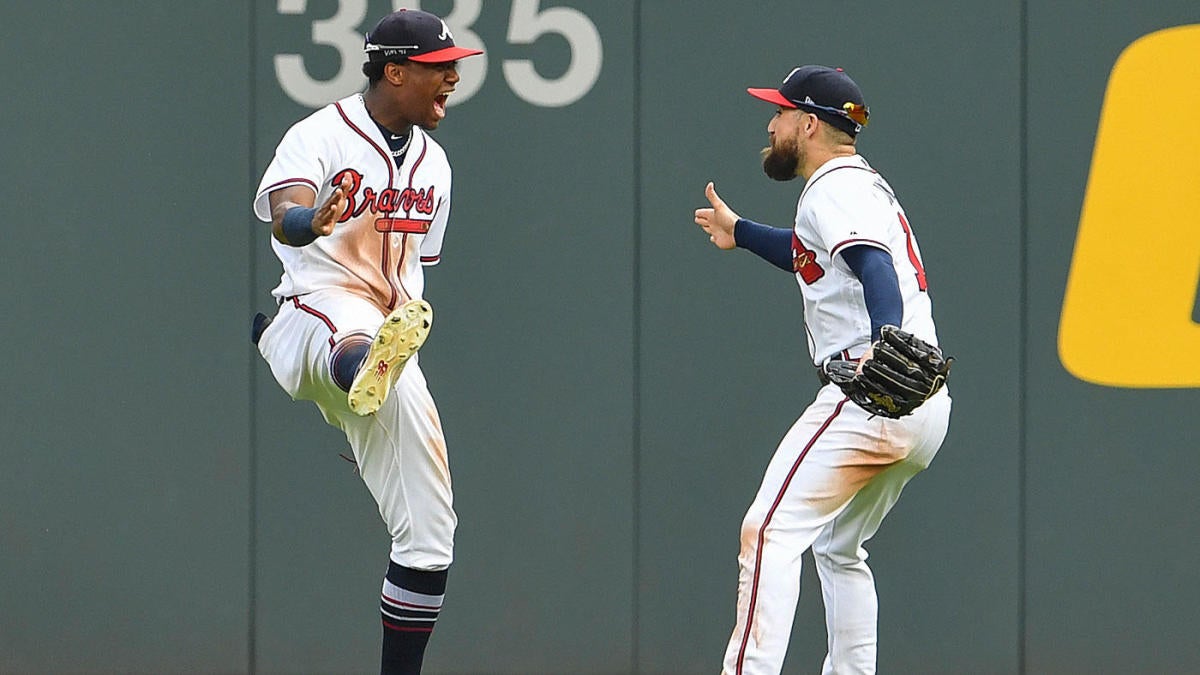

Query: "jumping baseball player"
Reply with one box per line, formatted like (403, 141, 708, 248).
(250, 9, 481, 674)
(694, 65, 953, 674)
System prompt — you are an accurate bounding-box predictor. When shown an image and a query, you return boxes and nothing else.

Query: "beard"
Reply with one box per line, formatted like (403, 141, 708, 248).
(761, 136, 801, 181)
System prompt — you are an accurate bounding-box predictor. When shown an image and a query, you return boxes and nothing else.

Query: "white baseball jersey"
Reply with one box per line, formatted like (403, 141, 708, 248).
(790, 154, 938, 365)
(254, 93, 452, 313)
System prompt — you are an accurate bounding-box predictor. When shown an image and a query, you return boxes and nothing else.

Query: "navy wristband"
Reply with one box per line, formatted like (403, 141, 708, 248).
(280, 206, 319, 247)
(734, 218, 793, 272)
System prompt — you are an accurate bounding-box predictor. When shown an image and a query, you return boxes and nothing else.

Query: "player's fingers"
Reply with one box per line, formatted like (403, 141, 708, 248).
(327, 186, 347, 207)
(318, 199, 338, 220)
(323, 192, 348, 220)
(314, 206, 336, 229)
(704, 181, 724, 208)
(313, 197, 344, 236)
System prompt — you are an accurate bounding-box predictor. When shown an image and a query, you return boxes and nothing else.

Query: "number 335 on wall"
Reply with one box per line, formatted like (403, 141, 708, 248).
(1059, 24, 1200, 388)
(274, 0, 602, 108)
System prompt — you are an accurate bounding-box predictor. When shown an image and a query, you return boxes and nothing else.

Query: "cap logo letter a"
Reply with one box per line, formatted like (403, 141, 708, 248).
(438, 19, 453, 41)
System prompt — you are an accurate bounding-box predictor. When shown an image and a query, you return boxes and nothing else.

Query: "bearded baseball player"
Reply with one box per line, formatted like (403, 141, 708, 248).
(251, 9, 481, 674)
(694, 65, 954, 674)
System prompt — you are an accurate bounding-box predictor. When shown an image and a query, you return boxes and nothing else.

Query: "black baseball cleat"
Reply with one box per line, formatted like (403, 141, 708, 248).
(251, 312, 272, 345)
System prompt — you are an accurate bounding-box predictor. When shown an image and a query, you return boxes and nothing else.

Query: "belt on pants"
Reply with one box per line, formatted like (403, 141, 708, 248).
(816, 366, 831, 386)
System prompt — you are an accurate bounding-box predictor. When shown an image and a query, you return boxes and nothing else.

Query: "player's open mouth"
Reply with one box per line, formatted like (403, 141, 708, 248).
(434, 93, 449, 118)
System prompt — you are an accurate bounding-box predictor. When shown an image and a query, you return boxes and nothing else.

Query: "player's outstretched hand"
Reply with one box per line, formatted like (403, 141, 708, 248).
(694, 181, 739, 250)
(312, 174, 353, 237)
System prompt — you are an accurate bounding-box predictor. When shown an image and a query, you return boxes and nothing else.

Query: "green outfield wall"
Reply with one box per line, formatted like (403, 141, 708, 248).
(3, 1, 1198, 673)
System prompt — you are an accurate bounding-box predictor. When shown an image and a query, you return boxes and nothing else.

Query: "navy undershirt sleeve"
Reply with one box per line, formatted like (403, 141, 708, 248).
(734, 218, 793, 272)
(841, 244, 903, 341)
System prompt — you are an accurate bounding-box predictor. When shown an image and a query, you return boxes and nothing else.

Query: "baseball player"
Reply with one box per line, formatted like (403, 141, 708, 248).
(250, 9, 481, 674)
(694, 65, 953, 674)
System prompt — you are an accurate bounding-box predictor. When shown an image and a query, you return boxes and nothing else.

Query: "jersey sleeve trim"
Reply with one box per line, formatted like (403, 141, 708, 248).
(420, 254, 441, 266)
(264, 177, 318, 193)
(830, 237, 890, 261)
(253, 178, 319, 222)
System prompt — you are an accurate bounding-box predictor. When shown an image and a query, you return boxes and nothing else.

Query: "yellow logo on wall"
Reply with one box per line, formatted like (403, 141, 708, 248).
(1059, 24, 1200, 388)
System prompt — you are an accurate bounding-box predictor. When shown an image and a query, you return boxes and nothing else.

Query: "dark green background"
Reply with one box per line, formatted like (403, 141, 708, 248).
(2, 1, 1197, 673)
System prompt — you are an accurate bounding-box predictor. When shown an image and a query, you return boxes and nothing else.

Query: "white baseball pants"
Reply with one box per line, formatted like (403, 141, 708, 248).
(722, 384, 951, 675)
(257, 288, 456, 571)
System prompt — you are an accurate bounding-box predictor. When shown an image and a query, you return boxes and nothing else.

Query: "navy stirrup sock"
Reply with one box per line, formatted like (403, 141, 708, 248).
(380, 562, 448, 675)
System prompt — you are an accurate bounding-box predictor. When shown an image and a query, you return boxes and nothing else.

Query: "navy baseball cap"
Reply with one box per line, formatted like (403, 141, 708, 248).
(747, 65, 870, 135)
(364, 8, 483, 64)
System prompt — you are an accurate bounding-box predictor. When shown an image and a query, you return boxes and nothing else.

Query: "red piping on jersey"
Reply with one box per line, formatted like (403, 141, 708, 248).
(735, 397, 849, 674)
(830, 237, 889, 260)
(262, 177, 318, 194)
(335, 100, 406, 310)
(406, 137, 428, 191)
(393, 138, 429, 298)
(290, 296, 338, 349)
(393, 236, 407, 294)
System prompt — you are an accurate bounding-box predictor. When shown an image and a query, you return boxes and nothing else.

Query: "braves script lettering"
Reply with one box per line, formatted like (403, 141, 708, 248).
(333, 168, 436, 224)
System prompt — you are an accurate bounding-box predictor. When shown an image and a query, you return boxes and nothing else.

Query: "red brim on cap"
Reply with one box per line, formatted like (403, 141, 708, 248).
(746, 87, 797, 108)
(409, 46, 485, 63)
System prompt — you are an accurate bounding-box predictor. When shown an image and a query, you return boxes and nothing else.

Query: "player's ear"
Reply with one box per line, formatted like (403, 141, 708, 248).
(384, 61, 406, 86)
(803, 113, 817, 136)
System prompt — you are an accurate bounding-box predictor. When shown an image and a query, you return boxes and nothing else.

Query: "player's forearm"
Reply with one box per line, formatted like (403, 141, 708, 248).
(734, 218, 793, 271)
(271, 202, 319, 246)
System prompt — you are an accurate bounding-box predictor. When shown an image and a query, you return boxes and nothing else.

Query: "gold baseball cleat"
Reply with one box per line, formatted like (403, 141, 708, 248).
(348, 299, 433, 416)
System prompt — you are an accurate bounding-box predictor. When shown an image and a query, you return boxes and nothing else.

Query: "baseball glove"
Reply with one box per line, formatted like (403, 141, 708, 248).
(823, 325, 953, 418)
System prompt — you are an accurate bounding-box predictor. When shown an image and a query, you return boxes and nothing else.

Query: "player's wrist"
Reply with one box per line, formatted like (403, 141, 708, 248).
(280, 206, 319, 247)
(733, 218, 793, 271)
